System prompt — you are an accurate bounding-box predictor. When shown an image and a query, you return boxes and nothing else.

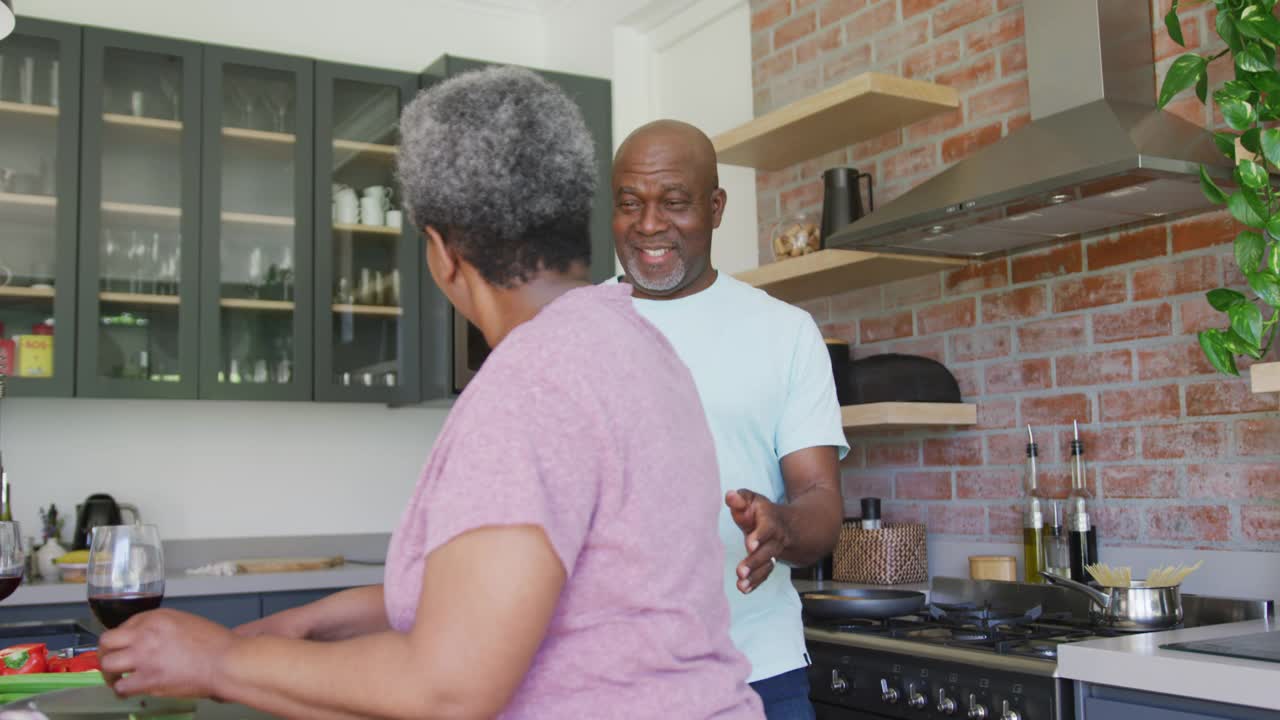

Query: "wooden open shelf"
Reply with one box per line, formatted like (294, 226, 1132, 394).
(102, 200, 181, 218)
(333, 139, 396, 155)
(0, 101, 58, 118)
(0, 286, 55, 299)
(99, 291, 179, 306)
(222, 211, 295, 227)
(221, 298, 295, 312)
(0, 192, 56, 209)
(223, 127, 295, 144)
(713, 72, 959, 171)
(332, 303, 402, 317)
(103, 113, 182, 131)
(1251, 361, 1280, 393)
(333, 222, 401, 236)
(842, 402, 977, 431)
(734, 249, 964, 304)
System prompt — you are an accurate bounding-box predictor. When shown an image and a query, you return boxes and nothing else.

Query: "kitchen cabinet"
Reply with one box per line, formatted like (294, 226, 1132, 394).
(313, 63, 427, 403)
(1076, 682, 1278, 720)
(76, 29, 203, 399)
(0, 588, 349, 628)
(165, 593, 260, 627)
(0, 18, 80, 397)
(199, 46, 314, 400)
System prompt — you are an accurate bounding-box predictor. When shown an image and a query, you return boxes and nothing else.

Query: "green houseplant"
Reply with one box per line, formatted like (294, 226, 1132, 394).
(1159, 0, 1280, 376)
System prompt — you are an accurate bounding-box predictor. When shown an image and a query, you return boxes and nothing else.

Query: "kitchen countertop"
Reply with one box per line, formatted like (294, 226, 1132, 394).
(1058, 619, 1280, 710)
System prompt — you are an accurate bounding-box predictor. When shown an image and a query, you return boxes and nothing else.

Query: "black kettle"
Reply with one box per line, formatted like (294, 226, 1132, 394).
(71, 494, 141, 550)
(820, 167, 875, 242)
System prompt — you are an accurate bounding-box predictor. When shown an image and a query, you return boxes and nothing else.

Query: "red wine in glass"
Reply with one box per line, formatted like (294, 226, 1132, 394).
(87, 524, 165, 629)
(88, 592, 164, 629)
(0, 521, 23, 602)
(0, 575, 21, 602)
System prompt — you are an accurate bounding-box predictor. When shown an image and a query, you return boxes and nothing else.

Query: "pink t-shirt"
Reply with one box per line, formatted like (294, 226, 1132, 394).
(384, 283, 763, 720)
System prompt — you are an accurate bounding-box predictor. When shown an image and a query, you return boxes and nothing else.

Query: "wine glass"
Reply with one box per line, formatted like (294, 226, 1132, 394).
(0, 522, 24, 602)
(86, 525, 165, 629)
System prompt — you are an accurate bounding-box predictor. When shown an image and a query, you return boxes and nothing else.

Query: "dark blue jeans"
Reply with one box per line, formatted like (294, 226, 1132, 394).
(750, 667, 816, 720)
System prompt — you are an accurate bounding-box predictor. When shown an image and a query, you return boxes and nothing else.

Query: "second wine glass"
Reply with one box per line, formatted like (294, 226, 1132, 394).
(86, 524, 165, 629)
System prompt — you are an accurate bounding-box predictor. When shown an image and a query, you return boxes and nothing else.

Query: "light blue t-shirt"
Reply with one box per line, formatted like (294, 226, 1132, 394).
(613, 272, 849, 682)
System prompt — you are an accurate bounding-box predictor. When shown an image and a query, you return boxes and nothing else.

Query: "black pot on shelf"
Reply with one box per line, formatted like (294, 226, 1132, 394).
(820, 167, 874, 242)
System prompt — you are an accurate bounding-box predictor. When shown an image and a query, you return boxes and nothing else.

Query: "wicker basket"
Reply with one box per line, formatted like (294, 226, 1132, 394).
(832, 521, 927, 585)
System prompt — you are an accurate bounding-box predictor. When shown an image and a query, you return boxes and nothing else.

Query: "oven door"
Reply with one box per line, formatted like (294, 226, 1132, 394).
(813, 701, 892, 720)
(452, 308, 490, 392)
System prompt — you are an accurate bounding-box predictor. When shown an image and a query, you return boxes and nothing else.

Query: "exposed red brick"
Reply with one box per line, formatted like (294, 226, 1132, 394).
(981, 285, 1047, 323)
(755, 48, 797, 85)
(1017, 315, 1087, 354)
(1138, 341, 1216, 380)
(889, 336, 947, 363)
(923, 436, 984, 466)
(986, 358, 1052, 394)
(1155, 15, 1201, 61)
(957, 468, 1021, 499)
(846, 0, 898, 37)
(842, 471, 894, 501)
(934, 0, 993, 35)
(935, 54, 998, 92)
(830, 286, 882, 316)
(1171, 211, 1238, 254)
(874, 19, 929, 63)
(1243, 506, 1280, 542)
(1147, 506, 1230, 542)
(883, 273, 942, 308)
(1087, 226, 1168, 271)
(906, 107, 966, 143)
(1021, 393, 1092, 426)
(1053, 272, 1127, 312)
(1094, 505, 1141, 540)
(1179, 296, 1223, 334)
(1236, 418, 1280, 455)
(1187, 463, 1280, 500)
(951, 326, 1012, 362)
(801, 298, 831, 325)
(820, 322, 857, 343)
(840, 443, 866, 469)
(986, 431, 1040, 465)
(1013, 242, 1083, 283)
(822, 42, 873, 83)
(1165, 94, 1209, 129)
(1224, 251, 1249, 287)
(945, 261, 1007, 297)
(1007, 113, 1031, 132)
(965, 8, 1023, 54)
(918, 297, 976, 334)
(902, 0, 947, 18)
(850, 129, 903, 163)
(942, 122, 1003, 163)
(859, 310, 914, 342)
(756, 168, 799, 193)
(1058, 425, 1138, 462)
(1099, 384, 1180, 422)
(796, 24, 843, 64)
(987, 504, 1023, 538)
(1143, 422, 1226, 459)
(752, 0, 792, 32)
(1055, 349, 1133, 387)
(867, 440, 922, 468)
(1132, 256, 1221, 301)
(774, 11, 817, 49)
(820, 0, 868, 26)
(1102, 465, 1179, 498)
(883, 501, 926, 524)
(953, 366, 981, 397)
(975, 398, 1017, 430)
(1186, 379, 1280, 416)
(883, 145, 937, 181)
(903, 39, 962, 79)
(779, 179, 823, 215)
(927, 505, 986, 535)
(969, 78, 1030, 121)
(1092, 303, 1173, 344)
(895, 470, 953, 499)
(1000, 41, 1027, 75)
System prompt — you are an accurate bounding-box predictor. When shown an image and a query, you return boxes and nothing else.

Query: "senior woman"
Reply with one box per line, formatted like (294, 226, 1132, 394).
(96, 67, 763, 719)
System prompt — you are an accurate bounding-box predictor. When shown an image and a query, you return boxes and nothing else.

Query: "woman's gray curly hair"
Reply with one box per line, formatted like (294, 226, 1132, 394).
(397, 66, 597, 288)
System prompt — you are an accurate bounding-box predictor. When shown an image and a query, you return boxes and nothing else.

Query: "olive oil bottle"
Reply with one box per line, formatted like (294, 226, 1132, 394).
(1022, 425, 1045, 583)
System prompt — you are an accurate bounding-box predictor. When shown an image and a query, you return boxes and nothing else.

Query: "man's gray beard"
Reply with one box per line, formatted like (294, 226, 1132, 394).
(624, 254, 686, 293)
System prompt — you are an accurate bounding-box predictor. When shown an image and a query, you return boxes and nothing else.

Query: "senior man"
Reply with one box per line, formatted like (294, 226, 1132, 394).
(610, 119, 847, 719)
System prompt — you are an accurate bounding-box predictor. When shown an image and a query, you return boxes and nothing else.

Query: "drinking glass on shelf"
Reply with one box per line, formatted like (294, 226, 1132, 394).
(86, 524, 165, 629)
(0, 522, 25, 602)
(159, 76, 180, 120)
(18, 56, 34, 105)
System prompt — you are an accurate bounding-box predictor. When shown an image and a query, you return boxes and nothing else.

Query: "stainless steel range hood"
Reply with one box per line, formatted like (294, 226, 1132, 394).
(828, 0, 1232, 260)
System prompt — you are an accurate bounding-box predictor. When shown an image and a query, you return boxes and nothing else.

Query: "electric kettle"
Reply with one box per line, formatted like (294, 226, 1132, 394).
(71, 494, 141, 550)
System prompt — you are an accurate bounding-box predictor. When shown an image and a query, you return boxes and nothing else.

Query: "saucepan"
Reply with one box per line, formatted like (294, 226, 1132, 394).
(1041, 571, 1182, 630)
(800, 588, 926, 620)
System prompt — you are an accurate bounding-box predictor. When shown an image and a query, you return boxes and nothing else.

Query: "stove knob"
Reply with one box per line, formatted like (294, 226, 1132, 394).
(830, 669, 849, 694)
(880, 679, 900, 704)
(1001, 700, 1022, 720)
(937, 688, 958, 715)
(907, 683, 927, 710)
(967, 694, 988, 720)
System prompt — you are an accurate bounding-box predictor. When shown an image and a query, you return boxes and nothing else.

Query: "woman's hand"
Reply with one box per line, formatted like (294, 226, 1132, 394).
(99, 609, 235, 699)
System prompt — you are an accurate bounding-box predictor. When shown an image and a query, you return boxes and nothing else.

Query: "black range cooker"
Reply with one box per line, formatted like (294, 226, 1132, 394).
(804, 577, 1273, 720)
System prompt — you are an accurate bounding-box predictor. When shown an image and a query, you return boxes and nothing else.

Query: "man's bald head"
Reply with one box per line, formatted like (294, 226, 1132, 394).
(615, 120, 719, 191)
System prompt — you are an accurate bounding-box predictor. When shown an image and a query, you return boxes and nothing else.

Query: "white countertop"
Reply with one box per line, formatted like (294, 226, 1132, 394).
(1058, 619, 1280, 710)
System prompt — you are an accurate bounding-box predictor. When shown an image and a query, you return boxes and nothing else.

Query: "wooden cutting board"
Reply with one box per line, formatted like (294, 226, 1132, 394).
(235, 556, 345, 574)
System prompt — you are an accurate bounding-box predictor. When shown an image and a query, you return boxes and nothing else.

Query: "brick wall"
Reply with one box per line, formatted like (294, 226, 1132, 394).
(750, 0, 1280, 551)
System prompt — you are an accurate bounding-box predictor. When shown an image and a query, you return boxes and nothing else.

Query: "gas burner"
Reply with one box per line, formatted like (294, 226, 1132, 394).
(1011, 641, 1061, 659)
(929, 602, 1044, 630)
(906, 627, 991, 643)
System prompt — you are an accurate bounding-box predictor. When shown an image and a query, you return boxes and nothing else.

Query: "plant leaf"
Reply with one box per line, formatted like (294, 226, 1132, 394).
(1242, 127, 1262, 154)
(1229, 191, 1265, 226)
(1214, 131, 1239, 161)
(1262, 128, 1280, 166)
(1166, 2, 1186, 47)
(1236, 230, 1266, 272)
(1245, 70, 1280, 95)
(1237, 5, 1280, 44)
(1269, 243, 1280, 275)
(1244, 185, 1270, 221)
(1224, 329, 1265, 360)
(1267, 214, 1280, 242)
(1237, 44, 1272, 72)
(1220, 80, 1257, 102)
(1248, 270, 1280, 306)
(1201, 165, 1230, 204)
(1230, 301, 1264, 347)
(1207, 287, 1249, 310)
(1237, 159, 1269, 188)
(1199, 329, 1241, 376)
(1160, 54, 1208, 108)
(1219, 10, 1244, 53)
(1221, 96, 1258, 130)
(1196, 70, 1209, 103)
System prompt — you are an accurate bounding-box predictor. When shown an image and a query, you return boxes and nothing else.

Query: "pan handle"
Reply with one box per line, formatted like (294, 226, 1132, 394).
(1042, 570, 1111, 610)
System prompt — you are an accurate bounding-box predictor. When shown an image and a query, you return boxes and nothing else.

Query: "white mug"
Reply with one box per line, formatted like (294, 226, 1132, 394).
(385, 209, 403, 229)
(335, 196, 359, 225)
(360, 196, 385, 226)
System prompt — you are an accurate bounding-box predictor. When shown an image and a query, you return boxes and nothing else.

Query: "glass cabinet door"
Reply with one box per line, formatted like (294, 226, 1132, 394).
(77, 30, 200, 398)
(199, 48, 313, 400)
(314, 64, 420, 403)
(0, 19, 79, 396)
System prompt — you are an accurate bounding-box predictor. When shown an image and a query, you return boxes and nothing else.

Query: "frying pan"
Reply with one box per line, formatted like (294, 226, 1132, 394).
(800, 588, 927, 620)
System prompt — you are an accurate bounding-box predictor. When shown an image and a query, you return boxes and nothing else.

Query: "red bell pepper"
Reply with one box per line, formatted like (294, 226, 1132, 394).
(0, 643, 48, 675)
(46, 650, 99, 674)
